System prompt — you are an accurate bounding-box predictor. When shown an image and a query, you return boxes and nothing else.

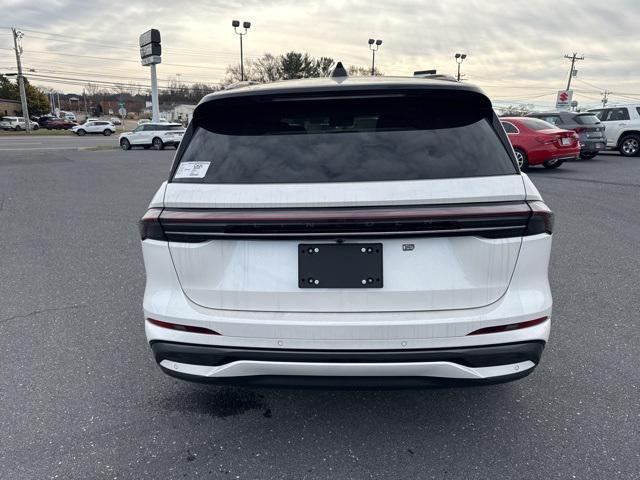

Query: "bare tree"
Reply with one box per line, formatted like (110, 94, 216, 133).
(347, 65, 383, 76)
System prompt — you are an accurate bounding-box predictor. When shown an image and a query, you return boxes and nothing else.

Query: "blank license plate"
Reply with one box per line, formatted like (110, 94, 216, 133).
(298, 243, 383, 288)
(561, 137, 571, 145)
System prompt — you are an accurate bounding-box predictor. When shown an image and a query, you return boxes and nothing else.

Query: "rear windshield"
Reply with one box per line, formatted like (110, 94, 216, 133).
(173, 92, 516, 184)
(574, 114, 600, 125)
(519, 118, 556, 131)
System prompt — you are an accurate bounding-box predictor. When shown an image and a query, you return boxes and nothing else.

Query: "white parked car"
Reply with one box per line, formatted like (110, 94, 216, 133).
(63, 112, 76, 121)
(71, 120, 116, 136)
(587, 104, 640, 157)
(0, 116, 39, 131)
(137, 118, 151, 126)
(139, 74, 554, 387)
(110, 117, 122, 125)
(119, 123, 185, 150)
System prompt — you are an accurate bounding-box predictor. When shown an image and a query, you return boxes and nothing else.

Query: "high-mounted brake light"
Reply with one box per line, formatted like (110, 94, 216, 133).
(467, 316, 548, 335)
(147, 318, 220, 335)
(524, 201, 554, 235)
(139, 208, 167, 241)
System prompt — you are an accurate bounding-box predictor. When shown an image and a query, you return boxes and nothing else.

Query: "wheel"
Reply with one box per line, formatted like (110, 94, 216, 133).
(14, 125, 21, 131)
(513, 148, 529, 170)
(103, 129, 112, 136)
(77, 129, 86, 136)
(618, 134, 640, 157)
(32, 124, 39, 130)
(580, 152, 597, 160)
(543, 158, 563, 169)
(120, 138, 131, 150)
(152, 137, 164, 150)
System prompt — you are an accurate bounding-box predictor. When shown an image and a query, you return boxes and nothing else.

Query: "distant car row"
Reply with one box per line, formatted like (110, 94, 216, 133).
(501, 105, 640, 170)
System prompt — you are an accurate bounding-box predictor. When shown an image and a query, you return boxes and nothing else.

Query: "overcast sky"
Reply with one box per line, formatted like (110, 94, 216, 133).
(1, 0, 639, 109)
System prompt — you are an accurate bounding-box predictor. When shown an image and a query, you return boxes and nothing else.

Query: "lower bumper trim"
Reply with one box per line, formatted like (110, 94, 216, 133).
(151, 341, 544, 387)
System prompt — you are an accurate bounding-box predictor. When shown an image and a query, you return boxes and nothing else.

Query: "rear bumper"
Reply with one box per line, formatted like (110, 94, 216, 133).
(152, 341, 544, 387)
(580, 139, 606, 153)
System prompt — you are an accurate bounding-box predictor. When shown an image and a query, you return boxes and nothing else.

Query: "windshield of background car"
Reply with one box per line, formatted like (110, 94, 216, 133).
(172, 91, 517, 184)
(519, 118, 557, 131)
(574, 114, 600, 125)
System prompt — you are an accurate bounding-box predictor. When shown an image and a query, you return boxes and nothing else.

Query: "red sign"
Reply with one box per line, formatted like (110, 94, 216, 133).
(559, 91, 569, 102)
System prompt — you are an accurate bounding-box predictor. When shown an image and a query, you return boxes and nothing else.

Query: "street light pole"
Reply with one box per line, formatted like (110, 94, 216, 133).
(11, 28, 31, 133)
(454, 53, 467, 81)
(232, 20, 251, 81)
(368, 39, 382, 76)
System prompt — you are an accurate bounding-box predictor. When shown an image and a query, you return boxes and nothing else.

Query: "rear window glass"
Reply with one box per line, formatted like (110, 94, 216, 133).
(173, 93, 516, 184)
(519, 118, 556, 131)
(574, 114, 600, 125)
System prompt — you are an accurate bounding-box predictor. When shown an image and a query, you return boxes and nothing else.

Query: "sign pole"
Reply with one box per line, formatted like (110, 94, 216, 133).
(150, 63, 160, 122)
(139, 29, 162, 123)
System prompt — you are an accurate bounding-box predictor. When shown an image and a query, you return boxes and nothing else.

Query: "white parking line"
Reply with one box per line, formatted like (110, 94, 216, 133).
(0, 142, 43, 145)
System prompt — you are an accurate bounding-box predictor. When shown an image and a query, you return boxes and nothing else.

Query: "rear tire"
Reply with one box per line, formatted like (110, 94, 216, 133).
(77, 129, 86, 136)
(120, 138, 131, 150)
(543, 158, 563, 169)
(618, 134, 640, 157)
(152, 137, 164, 150)
(14, 125, 21, 131)
(103, 129, 112, 136)
(32, 124, 39, 130)
(580, 152, 597, 160)
(513, 148, 529, 170)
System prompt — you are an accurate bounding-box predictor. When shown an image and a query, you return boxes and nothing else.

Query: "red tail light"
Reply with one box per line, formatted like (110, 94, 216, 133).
(535, 136, 555, 145)
(524, 201, 554, 235)
(147, 318, 220, 335)
(139, 208, 167, 241)
(467, 316, 548, 335)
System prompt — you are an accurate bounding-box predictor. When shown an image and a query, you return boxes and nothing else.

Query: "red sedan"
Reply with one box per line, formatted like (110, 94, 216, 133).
(501, 117, 580, 169)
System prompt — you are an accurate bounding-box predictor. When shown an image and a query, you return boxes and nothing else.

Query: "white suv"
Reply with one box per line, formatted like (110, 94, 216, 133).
(139, 73, 554, 387)
(72, 121, 116, 136)
(588, 104, 640, 157)
(119, 122, 185, 150)
(0, 116, 39, 131)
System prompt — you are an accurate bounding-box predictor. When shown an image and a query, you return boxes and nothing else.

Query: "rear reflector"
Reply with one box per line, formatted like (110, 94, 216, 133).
(147, 318, 220, 335)
(467, 316, 548, 335)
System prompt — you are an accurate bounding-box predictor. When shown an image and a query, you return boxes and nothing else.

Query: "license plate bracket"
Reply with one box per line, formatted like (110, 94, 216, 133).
(298, 243, 383, 288)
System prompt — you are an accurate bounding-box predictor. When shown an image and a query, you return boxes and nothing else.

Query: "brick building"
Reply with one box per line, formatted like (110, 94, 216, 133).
(0, 98, 21, 116)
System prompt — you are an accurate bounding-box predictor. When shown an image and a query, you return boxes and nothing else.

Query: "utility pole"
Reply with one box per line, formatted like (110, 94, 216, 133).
(564, 52, 584, 91)
(601, 90, 610, 107)
(11, 28, 31, 133)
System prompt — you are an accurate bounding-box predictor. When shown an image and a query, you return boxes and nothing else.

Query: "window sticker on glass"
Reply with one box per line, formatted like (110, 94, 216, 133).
(174, 161, 211, 179)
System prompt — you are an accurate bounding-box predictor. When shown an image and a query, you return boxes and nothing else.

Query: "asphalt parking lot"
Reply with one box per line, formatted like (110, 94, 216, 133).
(0, 140, 638, 479)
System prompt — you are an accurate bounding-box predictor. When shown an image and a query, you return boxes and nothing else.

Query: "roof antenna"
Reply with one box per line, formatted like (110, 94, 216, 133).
(329, 61, 348, 78)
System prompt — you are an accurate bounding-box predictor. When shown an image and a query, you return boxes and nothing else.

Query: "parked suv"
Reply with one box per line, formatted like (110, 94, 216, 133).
(0, 116, 39, 131)
(119, 122, 185, 150)
(71, 120, 116, 136)
(587, 104, 640, 157)
(526, 111, 606, 159)
(139, 73, 554, 387)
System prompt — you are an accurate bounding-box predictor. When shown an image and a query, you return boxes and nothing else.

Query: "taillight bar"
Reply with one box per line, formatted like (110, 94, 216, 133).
(138, 201, 554, 242)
